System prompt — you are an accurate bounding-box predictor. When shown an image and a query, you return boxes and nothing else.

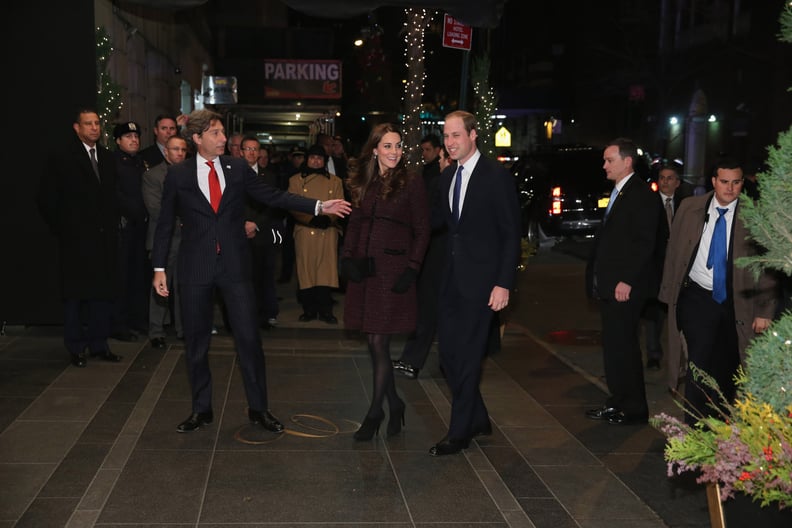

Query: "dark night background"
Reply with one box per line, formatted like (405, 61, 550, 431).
(211, 0, 790, 163)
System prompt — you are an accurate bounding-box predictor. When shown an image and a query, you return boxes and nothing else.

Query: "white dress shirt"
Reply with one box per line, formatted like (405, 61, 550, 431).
(688, 197, 738, 290)
(448, 149, 482, 215)
(197, 154, 227, 203)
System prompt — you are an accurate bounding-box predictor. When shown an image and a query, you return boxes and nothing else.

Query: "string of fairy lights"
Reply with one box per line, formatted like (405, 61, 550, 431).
(399, 10, 500, 161)
(471, 55, 497, 156)
(96, 27, 123, 146)
(401, 8, 431, 167)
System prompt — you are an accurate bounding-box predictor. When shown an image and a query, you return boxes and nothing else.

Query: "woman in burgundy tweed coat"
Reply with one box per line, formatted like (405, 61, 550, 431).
(341, 123, 430, 441)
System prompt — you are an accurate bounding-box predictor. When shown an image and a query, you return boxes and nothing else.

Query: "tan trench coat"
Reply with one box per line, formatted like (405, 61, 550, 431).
(657, 191, 778, 391)
(288, 171, 344, 289)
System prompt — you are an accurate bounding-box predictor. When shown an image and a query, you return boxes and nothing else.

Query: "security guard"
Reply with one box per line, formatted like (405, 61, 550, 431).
(112, 121, 149, 340)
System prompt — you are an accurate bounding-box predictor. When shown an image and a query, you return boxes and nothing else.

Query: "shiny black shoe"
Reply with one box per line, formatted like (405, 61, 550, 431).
(607, 411, 649, 426)
(69, 352, 87, 368)
(150, 337, 167, 349)
(392, 359, 419, 379)
(89, 349, 122, 362)
(318, 313, 338, 324)
(387, 401, 406, 437)
(248, 409, 284, 433)
(429, 437, 470, 456)
(298, 312, 317, 322)
(177, 411, 213, 433)
(354, 413, 384, 441)
(471, 421, 493, 438)
(585, 406, 621, 421)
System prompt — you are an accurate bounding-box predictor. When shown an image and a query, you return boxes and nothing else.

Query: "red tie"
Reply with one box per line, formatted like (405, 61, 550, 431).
(207, 160, 222, 212)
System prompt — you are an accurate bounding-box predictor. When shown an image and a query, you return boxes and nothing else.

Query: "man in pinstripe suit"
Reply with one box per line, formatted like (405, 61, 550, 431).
(151, 110, 350, 433)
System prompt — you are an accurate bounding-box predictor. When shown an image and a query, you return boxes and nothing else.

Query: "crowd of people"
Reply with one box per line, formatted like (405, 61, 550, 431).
(38, 105, 781, 456)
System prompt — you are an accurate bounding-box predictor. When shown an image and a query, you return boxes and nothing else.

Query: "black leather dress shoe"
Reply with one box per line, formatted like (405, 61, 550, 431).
(392, 360, 419, 379)
(150, 337, 167, 349)
(248, 409, 284, 433)
(89, 349, 122, 362)
(318, 313, 338, 324)
(471, 421, 493, 438)
(607, 411, 648, 426)
(429, 437, 470, 457)
(585, 406, 620, 420)
(177, 411, 213, 433)
(298, 312, 317, 322)
(70, 352, 87, 368)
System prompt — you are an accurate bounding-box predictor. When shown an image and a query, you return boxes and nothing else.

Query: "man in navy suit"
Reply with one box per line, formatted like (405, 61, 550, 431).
(151, 109, 350, 433)
(430, 111, 521, 456)
(585, 138, 661, 425)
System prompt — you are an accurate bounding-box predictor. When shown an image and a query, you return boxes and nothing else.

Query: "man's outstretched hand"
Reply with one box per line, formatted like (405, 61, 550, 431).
(322, 199, 351, 217)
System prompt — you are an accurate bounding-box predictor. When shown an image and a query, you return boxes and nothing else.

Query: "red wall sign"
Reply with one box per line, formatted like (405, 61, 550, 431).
(442, 14, 472, 51)
(263, 59, 342, 99)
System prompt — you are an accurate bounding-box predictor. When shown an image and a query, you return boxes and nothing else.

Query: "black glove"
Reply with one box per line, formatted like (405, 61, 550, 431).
(391, 267, 418, 293)
(339, 258, 363, 283)
(309, 216, 331, 229)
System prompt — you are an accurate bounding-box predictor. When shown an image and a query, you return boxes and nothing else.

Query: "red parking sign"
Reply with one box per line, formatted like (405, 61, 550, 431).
(442, 14, 472, 51)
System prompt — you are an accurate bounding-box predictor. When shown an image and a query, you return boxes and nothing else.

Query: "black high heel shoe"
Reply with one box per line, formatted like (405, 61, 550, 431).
(387, 401, 406, 437)
(354, 413, 384, 441)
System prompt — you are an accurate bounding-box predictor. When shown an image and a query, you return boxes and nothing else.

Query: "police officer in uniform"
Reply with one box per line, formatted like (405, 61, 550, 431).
(112, 121, 149, 340)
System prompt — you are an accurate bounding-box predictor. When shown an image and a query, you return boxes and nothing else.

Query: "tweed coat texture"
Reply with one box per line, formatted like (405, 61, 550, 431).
(343, 174, 430, 334)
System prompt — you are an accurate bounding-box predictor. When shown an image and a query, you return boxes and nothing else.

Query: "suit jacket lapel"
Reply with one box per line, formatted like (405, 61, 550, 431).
(608, 176, 637, 218)
(441, 164, 455, 228)
(216, 156, 235, 215)
(188, 157, 216, 215)
(456, 161, 482, 225)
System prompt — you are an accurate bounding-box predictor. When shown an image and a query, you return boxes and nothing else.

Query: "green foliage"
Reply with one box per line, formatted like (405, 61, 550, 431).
(780, 5, 792, 44)
(652, 365, 792, 508)
(736, 127, 792, 277)
(741, 312, 792, 414)
(95, 27, 123, 148)
(471, 55, 497, 156)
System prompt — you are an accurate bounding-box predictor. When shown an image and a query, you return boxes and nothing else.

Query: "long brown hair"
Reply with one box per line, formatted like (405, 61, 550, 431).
(346, 123, 412, 207)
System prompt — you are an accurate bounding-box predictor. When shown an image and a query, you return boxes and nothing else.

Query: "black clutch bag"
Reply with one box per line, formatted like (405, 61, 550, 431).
(340, 257, 376, 282)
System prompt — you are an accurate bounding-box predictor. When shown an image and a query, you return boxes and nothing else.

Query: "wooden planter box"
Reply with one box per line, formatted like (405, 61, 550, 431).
(707, 483, 792, 528)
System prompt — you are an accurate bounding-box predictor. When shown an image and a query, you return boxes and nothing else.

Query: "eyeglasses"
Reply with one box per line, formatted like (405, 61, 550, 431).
(242, 147, 259, 152)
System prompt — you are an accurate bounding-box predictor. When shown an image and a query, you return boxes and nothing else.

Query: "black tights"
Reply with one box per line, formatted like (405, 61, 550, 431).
(365, 333, 402, 418)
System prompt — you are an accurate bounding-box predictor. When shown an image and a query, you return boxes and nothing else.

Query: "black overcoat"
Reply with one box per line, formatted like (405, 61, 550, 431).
(38, 134, 120, 299)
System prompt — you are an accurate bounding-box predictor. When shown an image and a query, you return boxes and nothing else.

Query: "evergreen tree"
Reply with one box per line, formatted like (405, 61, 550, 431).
(735, 5, 792, 413)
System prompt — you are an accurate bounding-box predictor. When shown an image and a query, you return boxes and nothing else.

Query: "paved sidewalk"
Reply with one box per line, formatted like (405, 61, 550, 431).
(0, 248, 715, 527)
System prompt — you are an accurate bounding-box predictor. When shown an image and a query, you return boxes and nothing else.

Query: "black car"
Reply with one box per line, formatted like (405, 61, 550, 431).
(513, 146, 611, 244)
